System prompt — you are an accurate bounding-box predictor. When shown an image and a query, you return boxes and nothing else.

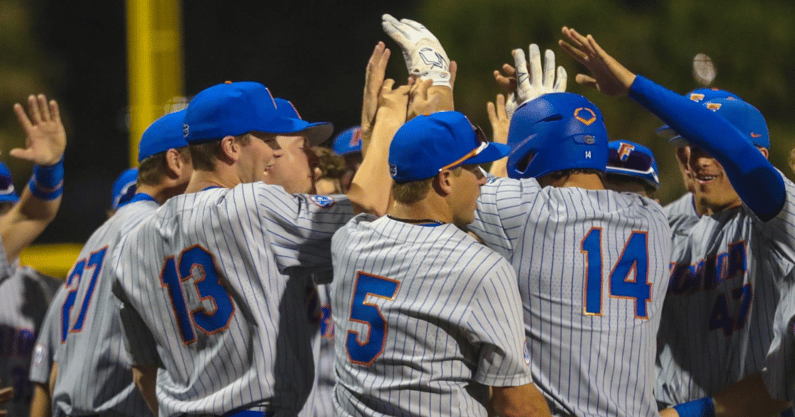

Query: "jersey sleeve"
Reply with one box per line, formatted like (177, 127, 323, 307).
(629, 75, 785, 221)
(253, 184, 355, 273)
(470, 177, 541, 260)
(29, 284, 66, 384)
(112, 279, 162, 367)
(464, 258, 533, 387)
(756, 174, 795, 255)
(0, 236, 13, 280)
(761, 282, 795, 402)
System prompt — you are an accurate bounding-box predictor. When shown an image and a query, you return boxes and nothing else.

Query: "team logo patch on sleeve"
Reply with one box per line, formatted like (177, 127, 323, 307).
(309, 195, 335, 208)
(34, 343, 45, 365)
(523, 340, 531, 365)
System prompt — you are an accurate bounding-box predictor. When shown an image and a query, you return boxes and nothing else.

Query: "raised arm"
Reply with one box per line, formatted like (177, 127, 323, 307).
(559, 27, 784, 221)
(0, 94, 66, 263)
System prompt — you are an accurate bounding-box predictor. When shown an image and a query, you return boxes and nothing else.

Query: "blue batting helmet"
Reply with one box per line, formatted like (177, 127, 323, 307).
(606, 140, 660, 190)
(506, 93, 608, 179)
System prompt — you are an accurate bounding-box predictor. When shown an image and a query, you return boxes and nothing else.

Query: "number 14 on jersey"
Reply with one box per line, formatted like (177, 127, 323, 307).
(581, 228, 651, 319)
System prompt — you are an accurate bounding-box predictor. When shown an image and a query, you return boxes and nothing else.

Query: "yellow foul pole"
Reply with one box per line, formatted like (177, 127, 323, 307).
(126, 0, 184, 168)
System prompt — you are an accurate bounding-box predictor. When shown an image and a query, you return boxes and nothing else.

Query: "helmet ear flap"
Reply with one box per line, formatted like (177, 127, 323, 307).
(507, 133, 540, 179)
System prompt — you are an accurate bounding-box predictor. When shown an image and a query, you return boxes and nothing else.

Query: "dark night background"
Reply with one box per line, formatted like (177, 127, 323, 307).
(4, 0, 795, 245)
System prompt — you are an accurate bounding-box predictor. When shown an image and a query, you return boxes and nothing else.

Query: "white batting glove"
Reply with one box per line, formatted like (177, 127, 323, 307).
(506, 44, 567, 119)
(382, 14, 451, 88)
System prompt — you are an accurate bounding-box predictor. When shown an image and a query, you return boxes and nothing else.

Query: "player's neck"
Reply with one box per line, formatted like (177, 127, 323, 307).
(184, 169, 240, 194)
(388, 197, 451, 225)
(540, 173, 605, 190)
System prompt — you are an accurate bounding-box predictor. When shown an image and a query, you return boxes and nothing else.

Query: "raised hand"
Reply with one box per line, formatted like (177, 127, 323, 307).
(558, 27, 635, 96)
(12, 94, 66, 166)
(382, 14, 452, 88)
(361, 42, 392, 148)
(486, 94, 510, 178)
(494, 44, 566, 120)
(408, 78, 437, 120)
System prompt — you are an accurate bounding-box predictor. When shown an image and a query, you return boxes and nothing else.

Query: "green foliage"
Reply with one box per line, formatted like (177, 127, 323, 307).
(415, 0, 795, 203)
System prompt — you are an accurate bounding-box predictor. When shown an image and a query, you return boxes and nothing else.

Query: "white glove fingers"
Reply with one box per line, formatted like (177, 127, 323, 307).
(400, 18, 426, 32)
(554, 66, 568, 92)
(543, 49, 556, 91)
(528, 44, 543, 89)
(512, 49, 530, 90)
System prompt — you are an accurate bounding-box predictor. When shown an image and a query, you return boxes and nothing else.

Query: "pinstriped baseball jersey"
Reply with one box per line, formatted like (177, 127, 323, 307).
(112, 185, 354, 417)
(468, 177, 671, 417)
(29, 284, 66, 385)
(52, 197, 159, 417)
(0, 238, 12, 279)
(0, 263, 61, 417)
(663, 192, 700, 243)
(656, 171, 795, 405)
(331, 215, 532, 417)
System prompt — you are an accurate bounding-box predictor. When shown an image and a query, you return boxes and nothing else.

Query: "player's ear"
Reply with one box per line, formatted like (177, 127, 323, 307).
(164, 148, 184, 178)
(219, 135, 241, 163)
(757, 146, 769, 160)
(433, 169, 454, 196)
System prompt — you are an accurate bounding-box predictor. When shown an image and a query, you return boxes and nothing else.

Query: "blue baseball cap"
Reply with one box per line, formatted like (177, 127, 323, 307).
(183, 82, 333, 145)
(606, 140, 660, 190)
(138, 110, 189, 162)
(0, 162, 19, 203)
(111, 168, 138, 210)
(667, 97, 770, 149)
(332, 126, 363, 156)
(657, 88, 738, 139)
(273, 98, 334, 146)
(389, 111, 510, 183)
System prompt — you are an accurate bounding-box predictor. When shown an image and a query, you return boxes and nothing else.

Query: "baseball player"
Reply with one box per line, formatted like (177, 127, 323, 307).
(331, 110, 550, 417)
(0, 94, 67, 417)
(331, 126, 362, 193)
(559, 26, 795, 416)
(108, 168, 139, 217)
(604, 139, 660, 199)
(51, 110, 191, 417)
(111, 74, 394, 416)
(468, 90, 672, 417)
(0, 163, 61, 417)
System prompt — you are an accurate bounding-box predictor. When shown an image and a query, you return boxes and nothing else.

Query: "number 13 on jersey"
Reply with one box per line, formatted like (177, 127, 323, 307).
(581, 228, 651, 319)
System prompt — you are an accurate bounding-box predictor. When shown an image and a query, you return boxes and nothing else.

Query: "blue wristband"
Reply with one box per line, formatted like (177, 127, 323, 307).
(672, 397, 715, 417)
(28, 156, 64, 200)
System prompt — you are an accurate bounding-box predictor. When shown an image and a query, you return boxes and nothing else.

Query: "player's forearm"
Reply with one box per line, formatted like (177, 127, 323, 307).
(132, 365, 158, 415)
(28, 383, 51, 417)
(711, 373, 791, 417)
(347, 115, 401, 216)
(491, 384, 552, 417)
(427, 85, 454, 113)
(628, 75, 784, 220)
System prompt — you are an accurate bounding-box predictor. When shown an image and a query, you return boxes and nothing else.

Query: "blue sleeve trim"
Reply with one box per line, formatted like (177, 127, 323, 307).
(629, 75, 785, 221)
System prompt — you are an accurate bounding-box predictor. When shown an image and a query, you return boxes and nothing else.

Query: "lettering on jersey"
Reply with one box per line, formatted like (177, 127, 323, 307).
(0, 325, 36, 358)
(346, 271, 401, 366)
(310, 195, 335, 209)
(574, 107, 597, 126)
(667, 240, 747, 296)
(617, 142, 635, 162)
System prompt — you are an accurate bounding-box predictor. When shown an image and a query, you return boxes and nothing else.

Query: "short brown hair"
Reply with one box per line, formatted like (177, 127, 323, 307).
(189, 134, 252, 171)
(391, 167, 462, 204)
(313, 147, 348, 180)
(137, 147, 191, 186)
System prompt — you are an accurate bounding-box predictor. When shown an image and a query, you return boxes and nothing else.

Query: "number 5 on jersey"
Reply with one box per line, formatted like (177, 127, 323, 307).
(346, 272, 400, 366)
(581, 228, 651, 318)
(160, 245, 235, 345)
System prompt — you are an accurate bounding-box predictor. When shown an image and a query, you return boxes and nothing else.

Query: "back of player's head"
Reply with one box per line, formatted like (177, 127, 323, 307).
(388, 111, 510, 184)
(606, 140, 660, 190)
(138, 110, 189, 162)
(506, 92, 608, 179)
(332, 126, 363, 156)
(111, 168, 138, 210)
(183, 81, 332, 145)
(0, 162, 19, 204)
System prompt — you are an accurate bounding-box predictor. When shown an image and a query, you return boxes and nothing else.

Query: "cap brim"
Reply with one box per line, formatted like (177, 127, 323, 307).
(0, 194, 19, 203)
(465, 142, 511, 165)
(256, 117, 333, 146)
